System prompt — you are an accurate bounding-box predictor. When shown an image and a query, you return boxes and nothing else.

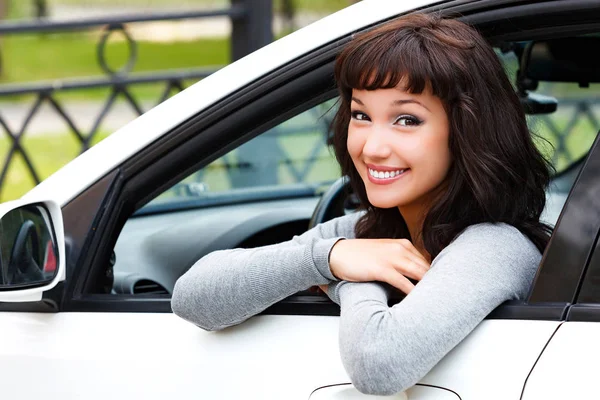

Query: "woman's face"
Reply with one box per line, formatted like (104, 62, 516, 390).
(347, 85, 451, 212)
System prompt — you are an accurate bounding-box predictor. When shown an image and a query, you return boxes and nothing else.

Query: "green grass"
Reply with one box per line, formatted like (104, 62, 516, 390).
(274, 0, 355, 13)
(42, 0, 354, 14)
(2, 34, 228, 80)
(0, 131, 109, 202)
(0, 33, 228, 101)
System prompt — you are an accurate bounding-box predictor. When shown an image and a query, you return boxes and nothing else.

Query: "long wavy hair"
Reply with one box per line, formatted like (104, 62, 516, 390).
(331, 13, 553, 258)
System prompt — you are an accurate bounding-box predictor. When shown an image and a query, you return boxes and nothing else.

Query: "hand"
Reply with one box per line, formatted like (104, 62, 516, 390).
(328, 238, 430, 294)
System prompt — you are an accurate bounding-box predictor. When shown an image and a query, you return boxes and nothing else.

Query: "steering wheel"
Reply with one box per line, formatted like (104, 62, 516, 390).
(7, 220, 44, 284)
(305, 176, 360, 296)
(308, 176, 358, 229)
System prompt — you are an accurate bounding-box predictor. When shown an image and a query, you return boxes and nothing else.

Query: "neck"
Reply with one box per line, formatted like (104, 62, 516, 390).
(398, 179, 450, 262)
(398, 203, 430, 262)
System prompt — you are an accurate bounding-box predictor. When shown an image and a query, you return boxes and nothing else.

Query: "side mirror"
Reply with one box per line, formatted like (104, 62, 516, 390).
(0, 199, 65, 302)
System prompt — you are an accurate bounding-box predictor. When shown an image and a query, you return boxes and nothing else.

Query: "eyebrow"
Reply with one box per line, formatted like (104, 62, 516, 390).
(351, 97, 430, 112)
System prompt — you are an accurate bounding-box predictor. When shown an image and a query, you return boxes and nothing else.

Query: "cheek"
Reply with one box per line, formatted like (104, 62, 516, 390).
(425, 132, 452, 177)
(346, 129, 363, 161)
(412, 128, 451, 175)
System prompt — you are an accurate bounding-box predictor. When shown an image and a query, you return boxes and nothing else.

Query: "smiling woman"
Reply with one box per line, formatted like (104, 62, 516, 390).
(171, 12, 551, 396)
(331, 13, 552, 260)
(346, 87, 451, 245)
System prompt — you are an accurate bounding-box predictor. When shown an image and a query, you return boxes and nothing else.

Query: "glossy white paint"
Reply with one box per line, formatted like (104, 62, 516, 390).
(417, 319, 559, 399)
(0, 199, 65, 302)
(1, 313, 346, 400)
(0, 312, 558, 400)
(521, 322, 596, 399)
(21, 0, 437, 207)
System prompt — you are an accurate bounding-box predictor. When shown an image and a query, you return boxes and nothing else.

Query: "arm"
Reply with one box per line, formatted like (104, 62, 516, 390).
(326, 223, 542, 396)
(171, 212, 361, 331)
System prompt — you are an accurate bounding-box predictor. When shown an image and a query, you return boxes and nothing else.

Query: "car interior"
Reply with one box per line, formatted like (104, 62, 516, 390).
(109, 32, 600, 298)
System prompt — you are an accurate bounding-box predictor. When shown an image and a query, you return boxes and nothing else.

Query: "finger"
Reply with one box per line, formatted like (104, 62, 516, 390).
(404, 252, 430, 272)
(393, 256, 428, 281)
(403, 249, 430, 273)
(382, 270, 415, 295)
(395, 239, 429, 263)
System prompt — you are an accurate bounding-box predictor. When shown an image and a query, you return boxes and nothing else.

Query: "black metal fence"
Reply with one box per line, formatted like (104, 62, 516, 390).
(536, 98, 600, 169)
(0, 0, 272, 199)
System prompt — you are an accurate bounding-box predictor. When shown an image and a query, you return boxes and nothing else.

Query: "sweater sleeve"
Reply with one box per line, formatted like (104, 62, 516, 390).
(171, 212, 361, 331)
(326, 223, 542, 396)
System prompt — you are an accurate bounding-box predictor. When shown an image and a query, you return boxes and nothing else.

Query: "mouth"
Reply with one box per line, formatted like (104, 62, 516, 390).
(367, 166, 410, 184)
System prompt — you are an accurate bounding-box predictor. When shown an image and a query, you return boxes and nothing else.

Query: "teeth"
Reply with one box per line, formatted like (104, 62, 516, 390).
(368, 168, 406, 179)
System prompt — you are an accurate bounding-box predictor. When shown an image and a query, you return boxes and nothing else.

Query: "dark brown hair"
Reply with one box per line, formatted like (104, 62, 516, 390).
(331, 13, 552, 258)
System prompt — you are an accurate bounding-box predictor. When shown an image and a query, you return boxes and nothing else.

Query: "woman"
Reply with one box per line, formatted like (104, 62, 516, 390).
(171, 13, 552, 396)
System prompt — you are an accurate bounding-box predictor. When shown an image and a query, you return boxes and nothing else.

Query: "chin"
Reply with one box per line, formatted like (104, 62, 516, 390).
(366, 194, 407, 209)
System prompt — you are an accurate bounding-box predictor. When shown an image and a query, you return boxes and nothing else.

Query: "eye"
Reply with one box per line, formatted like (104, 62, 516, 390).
(351, 111, 370, 122)
(394, 115, 423, 127)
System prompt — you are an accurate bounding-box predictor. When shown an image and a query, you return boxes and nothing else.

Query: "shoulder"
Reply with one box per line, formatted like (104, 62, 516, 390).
(448, 223, 541, 259)
(313, 210, 365, 239)
(433, 223, 542, 298)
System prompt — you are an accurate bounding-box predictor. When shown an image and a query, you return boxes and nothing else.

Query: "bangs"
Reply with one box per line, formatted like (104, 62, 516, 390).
(335, 21, 465, 100)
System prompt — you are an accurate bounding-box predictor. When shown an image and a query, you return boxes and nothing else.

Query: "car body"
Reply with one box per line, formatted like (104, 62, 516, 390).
(2, 0, 600, 398)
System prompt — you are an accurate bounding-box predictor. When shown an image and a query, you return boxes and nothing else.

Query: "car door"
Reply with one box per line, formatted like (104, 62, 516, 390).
(3, 1, 600, 399)
(0, 37, 353, 400)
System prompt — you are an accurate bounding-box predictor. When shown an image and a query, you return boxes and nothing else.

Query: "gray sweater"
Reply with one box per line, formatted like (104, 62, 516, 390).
(171, 212, 541, 395)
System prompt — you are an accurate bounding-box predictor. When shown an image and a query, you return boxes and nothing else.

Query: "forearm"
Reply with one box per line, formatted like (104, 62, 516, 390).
(334, 281, 478, 395)
(335, 282, 428, 395)
(171, 236, 341, 331)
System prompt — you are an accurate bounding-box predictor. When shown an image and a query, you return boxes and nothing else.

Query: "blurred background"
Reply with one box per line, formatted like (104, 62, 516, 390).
(0, 0, 360, 202)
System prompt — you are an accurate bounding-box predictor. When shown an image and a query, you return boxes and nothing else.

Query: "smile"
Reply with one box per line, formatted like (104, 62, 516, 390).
(367, 167, 410, 184)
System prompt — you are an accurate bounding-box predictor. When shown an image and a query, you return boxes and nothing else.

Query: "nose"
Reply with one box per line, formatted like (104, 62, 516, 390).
(362, 126, 392, 159)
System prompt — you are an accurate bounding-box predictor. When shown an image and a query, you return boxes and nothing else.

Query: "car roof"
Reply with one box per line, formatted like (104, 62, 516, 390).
(22, 0, 442, 206)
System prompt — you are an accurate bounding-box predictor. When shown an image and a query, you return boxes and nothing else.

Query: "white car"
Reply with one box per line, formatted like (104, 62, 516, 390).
(2, 0, 600, 398)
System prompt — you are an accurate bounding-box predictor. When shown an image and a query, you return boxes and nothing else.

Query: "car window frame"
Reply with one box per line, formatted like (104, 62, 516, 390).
(62, 4, 600, 316)
(66, 42, 345, 312)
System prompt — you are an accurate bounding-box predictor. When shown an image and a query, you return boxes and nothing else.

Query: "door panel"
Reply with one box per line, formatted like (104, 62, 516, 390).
(417, 320, 558, 399)
(0, 313, 558, 399)
(521, 321, 599, 399)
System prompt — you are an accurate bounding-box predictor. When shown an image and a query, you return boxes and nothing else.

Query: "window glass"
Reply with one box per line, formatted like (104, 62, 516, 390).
(497, 50, 600, 174)
(497, 48, 600, 227)
(148, 99, 341, 207)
